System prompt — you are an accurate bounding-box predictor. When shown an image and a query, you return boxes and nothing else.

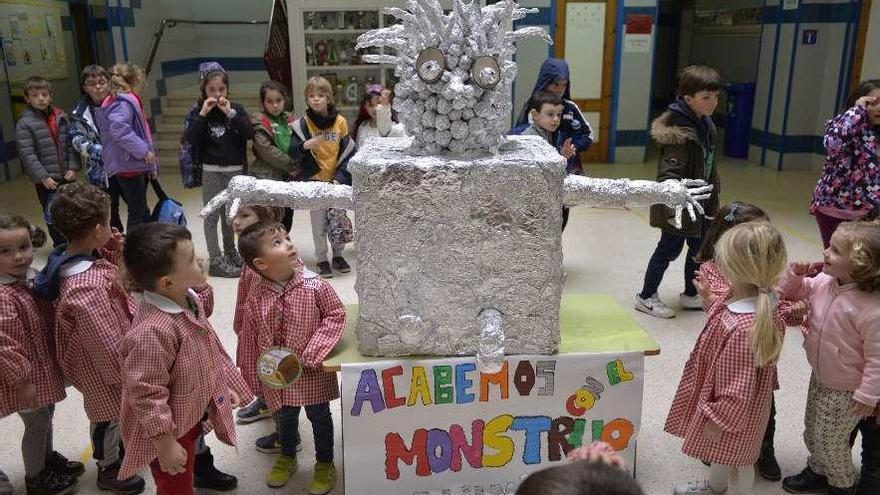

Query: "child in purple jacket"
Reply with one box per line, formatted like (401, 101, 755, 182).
(96, 63, 157, 233)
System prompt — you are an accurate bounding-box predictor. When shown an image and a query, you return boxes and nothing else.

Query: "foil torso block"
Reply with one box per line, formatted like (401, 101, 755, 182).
(350, 135, 565, 357)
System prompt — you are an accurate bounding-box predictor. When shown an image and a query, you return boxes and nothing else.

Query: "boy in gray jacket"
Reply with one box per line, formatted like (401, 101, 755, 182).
(15, 76, 77, 246)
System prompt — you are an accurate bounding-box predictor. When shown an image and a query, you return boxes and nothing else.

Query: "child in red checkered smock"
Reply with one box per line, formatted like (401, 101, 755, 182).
(118, 223, 252, 495)
(666, 222, 788, 495)
(31, 183, 146, 493)
(0, 213, 83, 495)
(238, 221, 345, 494)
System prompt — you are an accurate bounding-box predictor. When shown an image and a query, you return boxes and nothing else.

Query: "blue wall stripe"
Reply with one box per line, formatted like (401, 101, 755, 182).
(760, 0, 782, 167)
(778, 4, 803, 170)
(616, 130, 648, 147)
(834, 0, 853, 112)
(643, 3, 660, 162)
(61, 15, 73, 31)
(750, 128, 823, 154)
(608, 1, 626, 161)
(548, 0, 557, 58)
(160, 57, 266, 78)
(762, 3, 857, 24)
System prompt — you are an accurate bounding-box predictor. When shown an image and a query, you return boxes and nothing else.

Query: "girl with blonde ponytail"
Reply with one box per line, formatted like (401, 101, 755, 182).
(665, 222, 788, 495)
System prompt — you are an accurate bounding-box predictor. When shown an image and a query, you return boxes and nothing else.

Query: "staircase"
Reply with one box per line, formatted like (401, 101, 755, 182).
(154, 84, 264, 169)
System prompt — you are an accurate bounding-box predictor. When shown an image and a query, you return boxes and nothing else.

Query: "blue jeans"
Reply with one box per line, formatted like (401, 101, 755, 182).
(639, 229, 705, 299)
(277, 403, 333, 461)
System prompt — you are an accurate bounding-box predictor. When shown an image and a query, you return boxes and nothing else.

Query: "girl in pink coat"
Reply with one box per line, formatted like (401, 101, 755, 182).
(0, 213, 82, 495)
(665, 222, 788, 495)
(780, 220, 880, 495)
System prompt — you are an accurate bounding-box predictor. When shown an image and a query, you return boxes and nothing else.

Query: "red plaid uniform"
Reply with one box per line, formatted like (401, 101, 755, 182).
(700, 261, 806, 328)
(118, 285, 251, 480)
(0, 278, 65, 417)
(243, 268, 345, 411)
(234, 265, 261, 393)
(55, 259, 136, 422)
(665, 293, 784, 466)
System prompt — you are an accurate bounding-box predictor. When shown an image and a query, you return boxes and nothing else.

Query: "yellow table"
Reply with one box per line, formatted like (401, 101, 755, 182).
(323, 293, 660, 372)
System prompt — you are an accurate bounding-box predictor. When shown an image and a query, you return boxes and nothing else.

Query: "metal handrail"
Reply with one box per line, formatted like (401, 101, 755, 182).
(144, 18, 268, 77)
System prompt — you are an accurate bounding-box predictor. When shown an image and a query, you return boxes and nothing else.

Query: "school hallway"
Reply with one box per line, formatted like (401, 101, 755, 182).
(0, 155, 858, 495)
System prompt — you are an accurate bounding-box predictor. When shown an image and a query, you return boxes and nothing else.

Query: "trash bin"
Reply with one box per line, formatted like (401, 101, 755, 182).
(724, 83, 756, 159)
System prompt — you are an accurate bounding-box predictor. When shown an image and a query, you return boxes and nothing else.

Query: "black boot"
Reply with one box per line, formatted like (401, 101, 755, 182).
(25, 469, 76, 495)
(782, 466, 829, 494)
(44, 451, 85, 479)
(194, 447, 238, 491)
(756, 444, 782, 481)
(96, 462, 145, 495)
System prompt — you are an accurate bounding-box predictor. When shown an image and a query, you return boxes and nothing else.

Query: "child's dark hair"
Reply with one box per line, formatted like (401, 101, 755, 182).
(238, 221, 286, 269)
(676, 65, 722, 98)
(0, 212, 46, 248)
(245, 205, 285, 223)
(23, 76, 51, 97)
(260, 80, 290, 110)
(845, 79, 880, 110)
(123, 223, 192, 291)
(516, 460, 645, 495)
(80, 65, 110, 87)
(695, 202, 768, 263)
(50, 183, 110, 242)
(530, 90, 564, 113)
(200, 70, 230, 100)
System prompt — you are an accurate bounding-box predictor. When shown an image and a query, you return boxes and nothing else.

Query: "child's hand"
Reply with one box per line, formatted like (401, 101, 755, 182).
(217, 97, 233, 116)
(153, 434, 187, 474)
(16, 381, 37, 410)
(380, 89, 392, 106)
(566, 441, 626, 470)
(561, 138, 576, 159)
(63, 170, 76, 182)
(41, 177, 59, 190)
(703, 420, 722, 442)
(227, 388, 241, 408)
(852, 399, 875, 419)
(303, 136, 324, 151)
(144, 151, 157, 165)
(791, 261, 822, 276)
(200, 97, 218, 116)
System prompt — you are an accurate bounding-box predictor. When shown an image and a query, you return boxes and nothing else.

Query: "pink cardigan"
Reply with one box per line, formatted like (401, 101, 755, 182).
(779, 267, 880, 406)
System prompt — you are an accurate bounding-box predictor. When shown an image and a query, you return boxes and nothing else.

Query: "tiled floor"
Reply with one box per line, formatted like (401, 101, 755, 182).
(0, 155, 857, 495)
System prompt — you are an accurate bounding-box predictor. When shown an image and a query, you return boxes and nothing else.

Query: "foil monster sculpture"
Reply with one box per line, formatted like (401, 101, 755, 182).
(202, 0, 712, 372)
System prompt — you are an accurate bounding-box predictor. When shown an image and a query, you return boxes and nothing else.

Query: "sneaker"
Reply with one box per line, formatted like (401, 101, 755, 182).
(317, 261, 333, 279)
(226, 251, 244, 268)
(0, 469, 13, 495)
(332, 256, 351, 273)
(673, 480, 722, 495)
(236, 397, 272, 424)
(256, 431, 303, 454)
(756, 446, 781, 481)
(96, 463, 145, 495)
(45, 451, 85, 479)
(25, 469, 76, 495)
(680, 293, 704, 310)
(634, 293, 676, 318)
(266, 455, 297, 488)
(209, 257, 241, 278)
(308, 461, 337, 495)
(782, 467, 829, 493)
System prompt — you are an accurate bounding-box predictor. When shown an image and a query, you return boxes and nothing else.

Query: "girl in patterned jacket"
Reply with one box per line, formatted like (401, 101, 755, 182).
(238, 222, 345, 494)
(0, 213, 82, 495)
(811, 80, 880, 248)
(119, 223, 252, 495)
(665, 222, 788, 495)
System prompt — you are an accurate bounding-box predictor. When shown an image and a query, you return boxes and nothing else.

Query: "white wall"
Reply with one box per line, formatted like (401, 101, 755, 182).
(860, 0, 880, 81)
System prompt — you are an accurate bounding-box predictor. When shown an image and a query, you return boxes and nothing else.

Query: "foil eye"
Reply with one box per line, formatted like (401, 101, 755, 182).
(416, 47, 446, 84)
(471, 56, 501, 89)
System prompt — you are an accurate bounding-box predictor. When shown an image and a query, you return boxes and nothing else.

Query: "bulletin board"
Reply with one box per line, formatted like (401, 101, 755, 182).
(0, 0, 67, 84)
(564, 2, 605, 100)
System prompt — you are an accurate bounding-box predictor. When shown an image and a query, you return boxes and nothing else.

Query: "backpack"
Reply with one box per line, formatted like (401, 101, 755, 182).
(149, 179, 187, 226)
(178, 105, 203, 188)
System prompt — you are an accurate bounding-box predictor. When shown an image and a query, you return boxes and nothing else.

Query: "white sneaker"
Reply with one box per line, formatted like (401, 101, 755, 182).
(680, 292, 704, 310)
(673, 480, 724, 495)
(634, 293, 676, 318)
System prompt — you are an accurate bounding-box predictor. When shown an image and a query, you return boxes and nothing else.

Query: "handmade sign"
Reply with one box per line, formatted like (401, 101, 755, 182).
(341, 352, 644, 494)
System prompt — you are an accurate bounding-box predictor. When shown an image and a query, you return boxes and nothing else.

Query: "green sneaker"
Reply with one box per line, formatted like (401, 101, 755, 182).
(308, 461, 336, 495)
(266, 455, 297, 488)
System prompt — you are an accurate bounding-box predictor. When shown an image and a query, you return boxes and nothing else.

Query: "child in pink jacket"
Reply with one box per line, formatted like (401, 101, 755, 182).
(780, 220, 880, 495)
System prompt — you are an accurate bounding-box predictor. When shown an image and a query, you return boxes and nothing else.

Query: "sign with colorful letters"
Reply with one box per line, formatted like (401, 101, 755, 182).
(341, 352, 645, 494)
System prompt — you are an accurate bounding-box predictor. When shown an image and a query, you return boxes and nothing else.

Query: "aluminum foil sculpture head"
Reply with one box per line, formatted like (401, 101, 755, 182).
(355, 0, 551, 155)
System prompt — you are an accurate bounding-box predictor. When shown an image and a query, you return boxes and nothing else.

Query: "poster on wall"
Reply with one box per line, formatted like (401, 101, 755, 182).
(0, 0, 66, 83)
(624, 14, 653, 54)
(342, 352, 645, 495)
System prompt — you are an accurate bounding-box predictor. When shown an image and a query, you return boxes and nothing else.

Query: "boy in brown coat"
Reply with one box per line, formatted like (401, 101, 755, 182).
(634, 66, 722, 319)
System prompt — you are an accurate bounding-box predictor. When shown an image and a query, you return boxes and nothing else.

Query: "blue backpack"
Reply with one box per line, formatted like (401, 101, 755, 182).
(149, 179, 187, 226)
